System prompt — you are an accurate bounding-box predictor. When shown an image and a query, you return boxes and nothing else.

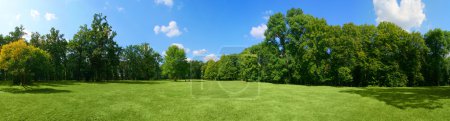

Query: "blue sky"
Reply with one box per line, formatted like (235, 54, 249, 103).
(1, 0, 449, 61)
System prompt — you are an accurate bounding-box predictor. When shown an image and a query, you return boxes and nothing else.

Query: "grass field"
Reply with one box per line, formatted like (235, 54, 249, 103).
(1, 80, 450, 121)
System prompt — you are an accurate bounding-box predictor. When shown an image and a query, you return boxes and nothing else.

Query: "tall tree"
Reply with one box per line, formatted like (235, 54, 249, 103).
(423, 29, 450, 86)
(43, 28, 68, 80)
(67, 13, 120, 81)
(162, 45, 188, 81)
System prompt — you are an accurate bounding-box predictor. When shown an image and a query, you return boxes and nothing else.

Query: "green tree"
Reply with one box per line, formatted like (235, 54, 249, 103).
(188, 60, 203, 79)
(67, 13, 121, 81)
(43, 28, 68, 80)
(120, 43, 161, 80)
(203, 60, 218, 80)
(0, 39, 51, 87)
(162, 45, 188, 81)
(423, 29, 450, 86)
(217, 54, 240, 80)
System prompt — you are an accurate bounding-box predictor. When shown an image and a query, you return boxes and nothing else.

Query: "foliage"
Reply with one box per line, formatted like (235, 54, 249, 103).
(161, 45, 188, 81)
(66, 13, 121, 81)
(119, 43, 161, 80)
(0, 39, 51, 86)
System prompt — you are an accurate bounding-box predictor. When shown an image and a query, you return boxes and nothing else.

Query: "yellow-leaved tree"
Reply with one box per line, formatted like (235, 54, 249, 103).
(0, 39, 51, 87)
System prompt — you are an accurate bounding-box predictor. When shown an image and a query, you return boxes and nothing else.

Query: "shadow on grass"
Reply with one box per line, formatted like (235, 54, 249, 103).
(0, 88, 71, 94)
(100, 80, 167, 85)
(340, 87, 450, 110)
(39, 81, 79, 87)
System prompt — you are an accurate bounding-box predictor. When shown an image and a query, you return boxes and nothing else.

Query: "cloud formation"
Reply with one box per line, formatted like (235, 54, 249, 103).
(155, 0, 173, 7)
(171, 43, 190, 53)
(45, 12, 57, 21)
(250, 24, 267, 39)
(30, 10, 40, 19)
(204, 54, 218, 61)
(373, 0, 426, 30)
(193, 49, 207, 56)
(154, 21, 182, 38)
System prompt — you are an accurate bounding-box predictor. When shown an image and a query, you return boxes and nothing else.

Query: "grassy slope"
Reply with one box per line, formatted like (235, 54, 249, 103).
(1, 80, 450, 121)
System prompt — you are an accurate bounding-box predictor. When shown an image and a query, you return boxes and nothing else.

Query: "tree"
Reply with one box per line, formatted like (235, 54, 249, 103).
(239, 46, 260, 81)
(43, 28, 68, 80)
(203, 60, 218, 80)
(423, 29, 450, 86)
(187, 60, 203, 79)
(119, 43, 161, 80)
(162, 45, 188, 81)
(217, 54, 240, 80)
(67, 13, 121, 81)
(0, 39, 51, 87)
(67, 25, 90, 81)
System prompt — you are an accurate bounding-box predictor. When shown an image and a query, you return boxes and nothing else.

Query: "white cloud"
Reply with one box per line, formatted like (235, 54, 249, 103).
(153, 26, 161, 34)
(204, 54, 218, 61)
(30, 9, 40, 19)
(15, 14, 21, 20)
(373, 0, 426, 30)
(22, 29, 32, 41)
(155, 0, 173, 7)
(186, 58, 193, 62)
(117, 7, 124, 12)
(250, 24, 267, 39)
(193, 49, 207, 56)
(154, 21, 182, 38)
(171, 43, 190, 53)
(44, 12, 57, 21)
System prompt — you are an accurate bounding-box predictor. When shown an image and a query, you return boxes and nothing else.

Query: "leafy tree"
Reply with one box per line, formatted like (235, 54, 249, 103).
(67, 25, 91, 81)
(203, 60, 218, 80)
(188, 60, 204, 79)
(43, 28, 68, 80)
(162, 45, 188, 81)
(67, 14, 121, 81)
(120, 43, 161, 80)
(239, 47, 260, 81)
(0, 39, 51, 87)
(217, 54, 240, 80)
(423, 29, 450, 86)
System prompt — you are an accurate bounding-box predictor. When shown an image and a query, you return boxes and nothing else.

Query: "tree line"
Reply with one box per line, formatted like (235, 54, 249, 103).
(202, 8, 450, 87)
(1, 8, 450, 87)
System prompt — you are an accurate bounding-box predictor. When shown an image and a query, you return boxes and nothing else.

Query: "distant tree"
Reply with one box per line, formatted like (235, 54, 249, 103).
(239, 47, 260, 82)
(3, 25, 26, 43)
(162, 45, 188, 81)
(188, 60, 204, 79)
(203, 60, 218, 80)
(120, 43, 161, 80)
(0, 39, 51, 87)
(217, 54, 240, 80)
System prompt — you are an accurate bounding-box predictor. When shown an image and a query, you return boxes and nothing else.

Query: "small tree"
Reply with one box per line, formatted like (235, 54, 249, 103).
(0, 39, 51, 87)
(162, 45, 188, 81)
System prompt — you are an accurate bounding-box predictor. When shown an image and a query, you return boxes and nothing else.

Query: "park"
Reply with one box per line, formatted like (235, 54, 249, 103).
(1, 0, 450, 120)
(1, 80, 450, 120)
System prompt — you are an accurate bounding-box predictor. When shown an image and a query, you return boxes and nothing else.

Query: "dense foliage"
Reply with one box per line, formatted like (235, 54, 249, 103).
(0, 39, 51, 86)
(161, 45, 188, 81)
(1, 8, 450, 87)
(202, 8, 450, 87)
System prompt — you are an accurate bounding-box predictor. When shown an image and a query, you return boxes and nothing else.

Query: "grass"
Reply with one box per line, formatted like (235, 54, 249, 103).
(1, 80, 450, 120)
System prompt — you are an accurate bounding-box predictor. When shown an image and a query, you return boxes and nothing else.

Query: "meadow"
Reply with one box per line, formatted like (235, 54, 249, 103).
(1, 80, 450, 121)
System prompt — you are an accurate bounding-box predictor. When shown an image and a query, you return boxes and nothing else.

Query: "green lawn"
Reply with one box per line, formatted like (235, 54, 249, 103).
(1, 80, 450, 121)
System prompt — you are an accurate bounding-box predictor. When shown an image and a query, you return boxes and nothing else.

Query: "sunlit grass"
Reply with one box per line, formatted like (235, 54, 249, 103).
(1, 80, 450, 120)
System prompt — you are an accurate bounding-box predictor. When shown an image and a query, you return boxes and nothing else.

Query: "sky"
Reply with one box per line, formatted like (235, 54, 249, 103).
(1, 0, 450, 61)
